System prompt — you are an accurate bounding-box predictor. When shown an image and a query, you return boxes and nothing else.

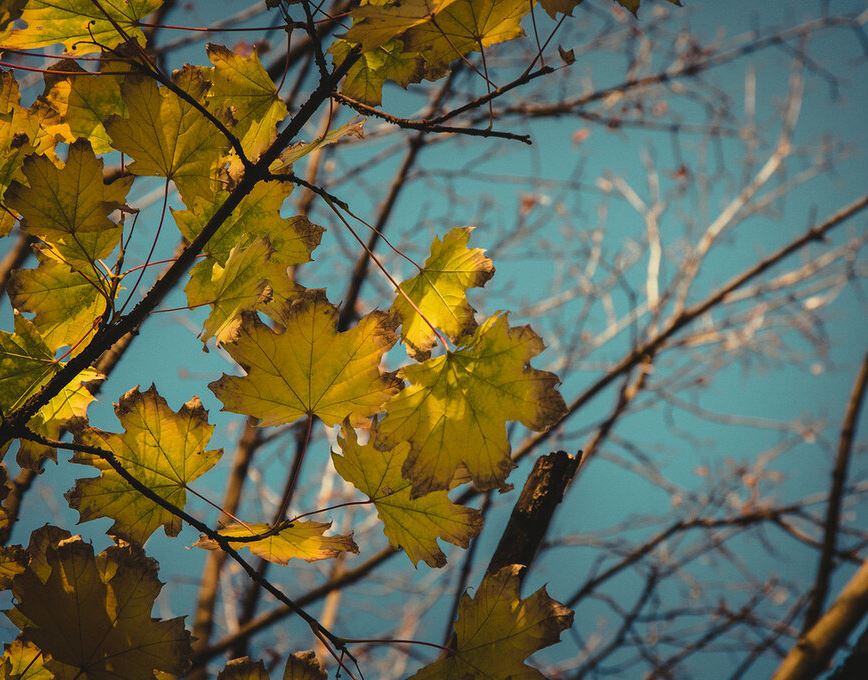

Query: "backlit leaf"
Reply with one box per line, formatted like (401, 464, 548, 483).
(0, 0, 163, 55)
(173, 180, 323, 268)
(331, 38, 423, 106)
(6, 527, 191, 679)
(4, 139, 131, 268)
(333, 426, 481, 567)
(185, 237, 299, 344)
(0, 640, 52, 680)
(195, 521, 358, 565)
(67, 385, 221, 544)
(378, 313, 566, 496)
(210, 289, 401, 427)
(392, 226, 494, 359)
(283, 651, 326, 680)
(409, 564, 573, 679)
(106, 71, 226, 205)
(217, 657, 268, 680)
(207, 43, 287, 162)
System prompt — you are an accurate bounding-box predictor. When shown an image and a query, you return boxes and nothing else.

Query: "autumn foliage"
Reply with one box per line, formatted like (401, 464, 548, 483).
(0, 0, 688, 677)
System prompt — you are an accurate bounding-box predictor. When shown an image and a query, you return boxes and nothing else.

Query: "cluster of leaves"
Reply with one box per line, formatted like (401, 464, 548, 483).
(0, 0, 671, 676)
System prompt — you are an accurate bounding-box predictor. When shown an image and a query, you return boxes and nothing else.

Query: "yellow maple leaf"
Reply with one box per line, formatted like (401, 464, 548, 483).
(346, 0, 529, 76)
(185, 237, 299, 344)
(210, 289, 401, 427)
(6, 526, 191, 679)
(378, 313, 566, 496)
(43, 59, 128, 155)
(106, 70, 226, 205)
(331, 38, 424, 106)
(207, 44, 288, 162)
(271, 118, 366, 173)
(393, 226, 494, 360)
(0, 314, 101, 470)
(410, 564, 573, 679)
(67, 385, 222, 544)
(0, 639, 51, 680)
(0, 0, 162, 55)
(333, 426, 482, 567)
(172, 180, 323, 268)
(9, 253, 107, 353)
(4, 139, 132, 268)
(195, 520, 358, 565)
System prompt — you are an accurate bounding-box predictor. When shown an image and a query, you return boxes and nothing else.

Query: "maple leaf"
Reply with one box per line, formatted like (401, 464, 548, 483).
(331, 38, 424, 106)
(0, 640, 51, 680)
(173, 180, 323, 268)
(0, 0, 162, 56)
(346, 0, 529, 75)
(9, 253, 107, 353)
(207, 43, 288, 162)
(0, 545, 25, 589)
(378, 313, 566, 496)
(43, 59, 128, 155)
(195, 521, 358, 565)
(0, 71, 34, 236)
(332, 426, 482, 567)
(0, 314, 101, 469)
(409, 564, 573, 680)
(66, 385, 222, 545)
(6, 526, 191, 679)
(210, 289, 401, 427)
(4, 139, 132, 268)
(218, 657, 269, 680)
(393, 226, 494, 360)
(106, 70, 226, 205)
(185, 237, 299, 344)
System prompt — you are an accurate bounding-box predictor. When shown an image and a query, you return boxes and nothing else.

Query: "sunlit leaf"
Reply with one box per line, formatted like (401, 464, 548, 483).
(379, 314, 566, 496)
(0, 545, 25, 589)
(333, 426, 482, 567)
(0, 639, 52, 680)
(217, 657, 268, 680)
(409, 564, 573, 680)
(0, 0, 163, 55)
(4, 139, 131, 268)
(331, 39, 423, 106)
(393, 226, 494, 360)
(210, 289, 401, 427)
(282, 651, 326, 680)
(67, 385, 221, 545)
(195, 521, 358, 565)
(106, 70, 226, 205)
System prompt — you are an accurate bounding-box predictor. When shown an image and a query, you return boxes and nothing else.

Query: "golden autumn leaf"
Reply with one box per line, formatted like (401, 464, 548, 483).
(271, 118, 366, 173)
(9, 253, 107, 353)
(173, 180, 323, 268)
(0, 640, 51, 680)
(195, 520, 358, 565)
(185, 237, 299, 344)
(346, 0, 529, 76)
(331, 38, 423, 106)
(217, 657, 269, 680)
(210, 289, 401, 427)
(0, 313, 101, 469)
(106, 70, 226, 205)
(409, 565, 573, 680)
(67, 385, 221, 545)
(392, 226, 494, 359)
(42, 59, 129, 155)
(333, 426, 481, 568)
(207, 43, 287, 162)
(6, 527, 191, 679)
(0, 0, 162, 55)
(4, 139, 132, 268)
(378, 313, 566, 496)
